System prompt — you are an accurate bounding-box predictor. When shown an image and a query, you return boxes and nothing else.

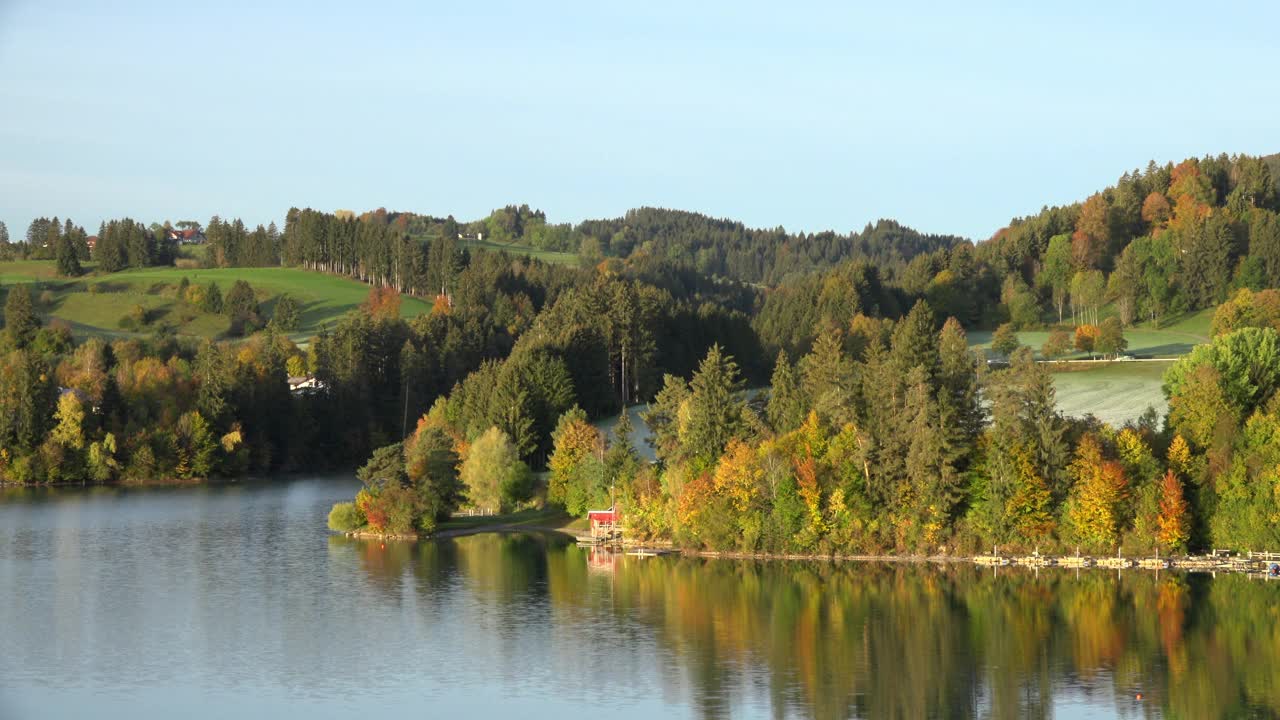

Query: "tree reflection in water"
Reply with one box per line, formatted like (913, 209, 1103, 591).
(341, 532, 1280, 719)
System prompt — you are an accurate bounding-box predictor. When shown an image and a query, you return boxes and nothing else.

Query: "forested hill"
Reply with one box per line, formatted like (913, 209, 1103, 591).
(574, 209, 967, 285)
(336, 205, 964, 287)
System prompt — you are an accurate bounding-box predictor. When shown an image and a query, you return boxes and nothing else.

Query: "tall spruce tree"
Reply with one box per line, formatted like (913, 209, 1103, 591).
(4, 283, 40, 347)
(683, 344, 745, 467)
(767, 351, 806, 433)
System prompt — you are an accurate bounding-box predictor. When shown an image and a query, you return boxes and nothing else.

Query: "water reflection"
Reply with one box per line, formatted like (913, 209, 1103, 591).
(334, 532, 1280, 720)
(2, 478, 1279, 719)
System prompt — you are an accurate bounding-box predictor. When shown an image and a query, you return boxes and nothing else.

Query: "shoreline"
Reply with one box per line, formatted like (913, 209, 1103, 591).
(338, 524, 1280, 574)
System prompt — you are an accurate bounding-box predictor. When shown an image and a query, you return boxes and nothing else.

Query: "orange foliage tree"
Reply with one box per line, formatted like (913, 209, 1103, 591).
(366, 285, 401, 320)
(1071, 193, 1111, 268)
(1074, 324, 1099, 356)
(1155, 470, 1190, 552)
(1141, 191, 1172, 227)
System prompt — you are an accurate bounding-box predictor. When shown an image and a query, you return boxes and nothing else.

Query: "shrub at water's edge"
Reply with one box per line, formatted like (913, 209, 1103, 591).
(326, 420, 465, 537)
(327, 501, 364, 532)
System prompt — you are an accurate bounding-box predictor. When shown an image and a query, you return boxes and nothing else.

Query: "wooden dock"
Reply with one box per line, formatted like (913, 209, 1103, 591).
(968, 547, 1280, 576)
(974, 555, 1010, 566)
(1015, 554, 1055, 567)
(625, 547, 678, 558)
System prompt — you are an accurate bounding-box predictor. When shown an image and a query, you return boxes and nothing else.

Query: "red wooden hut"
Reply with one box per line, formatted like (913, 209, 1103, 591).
(588, 508, 619, 540)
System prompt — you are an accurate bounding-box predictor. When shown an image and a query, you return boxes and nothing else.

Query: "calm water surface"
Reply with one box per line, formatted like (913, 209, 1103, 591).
(2, 476, 1277, 719)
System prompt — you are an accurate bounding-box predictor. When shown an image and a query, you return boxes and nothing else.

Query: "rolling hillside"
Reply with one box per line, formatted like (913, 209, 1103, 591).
(0, 261, 432, 340)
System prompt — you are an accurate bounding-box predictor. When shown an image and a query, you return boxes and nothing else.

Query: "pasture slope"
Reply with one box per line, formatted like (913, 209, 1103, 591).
(0, 260, 431, 340)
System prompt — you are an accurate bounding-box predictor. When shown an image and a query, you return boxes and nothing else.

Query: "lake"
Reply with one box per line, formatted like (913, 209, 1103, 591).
(2, 476, 1277, 719)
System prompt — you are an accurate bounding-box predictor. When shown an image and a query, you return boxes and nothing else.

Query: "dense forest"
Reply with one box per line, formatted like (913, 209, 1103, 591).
(5, 152, 1280, 557)
(0, 247, 759, 483)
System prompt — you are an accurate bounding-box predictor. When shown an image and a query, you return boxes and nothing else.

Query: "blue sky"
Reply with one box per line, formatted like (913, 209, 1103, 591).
(1, 1, 1277, 242)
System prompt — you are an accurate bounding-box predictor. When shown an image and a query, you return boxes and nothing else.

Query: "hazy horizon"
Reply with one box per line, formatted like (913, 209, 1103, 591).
(2, 1, 1278, 242)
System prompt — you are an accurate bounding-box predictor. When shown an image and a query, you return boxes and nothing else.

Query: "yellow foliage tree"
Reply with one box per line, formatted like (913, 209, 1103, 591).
(50, 392, 85, 450)
(1067, 435, 1130, 550)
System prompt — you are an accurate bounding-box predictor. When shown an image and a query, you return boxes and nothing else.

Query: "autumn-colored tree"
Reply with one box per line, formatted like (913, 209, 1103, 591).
(1041, 329, 1073, 360)
(1141, 191, 1172, 228)
(1074, 324, 1099, 357)
(1168, 159, 1215, 206)
(1067, 435, 1130, 550)
(366, 285, 401, 320)
(1210, 288, 1280, 336)
(990, 323, 1019, 358)
(1155, 470, 1190, 552)
(547, 407, 604, 512)
(50, 391, 86, 450)
(1166, 435, 1193, 479)
(1071, 193, 1111, 269)
(1095, 317, 1127, 358)
(1005, 446, 1055, 543)
(712, 439, 764, 513)
(286, 355, 307, 377)
(709, 439, 766, 548)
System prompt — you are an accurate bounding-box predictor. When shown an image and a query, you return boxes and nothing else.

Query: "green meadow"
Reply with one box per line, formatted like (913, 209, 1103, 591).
(1047, 360, 1172, 427)
(966, 307, 1214, 359)
(455, 237, 580, 266)
(0, 260, 431, 340)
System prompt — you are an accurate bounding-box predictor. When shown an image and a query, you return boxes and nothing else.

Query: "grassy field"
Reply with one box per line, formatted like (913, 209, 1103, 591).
(0, 260, 432, 340)
(437, 506, 579, 532)
(967, 307, 1214, 359)
(1048, 360, 1171, 427)
(456, 237, 581, 266)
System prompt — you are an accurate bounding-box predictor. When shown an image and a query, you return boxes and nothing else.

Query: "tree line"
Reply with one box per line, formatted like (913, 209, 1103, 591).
(1, 244, 766, 486)
(335, 293, 1280, 554)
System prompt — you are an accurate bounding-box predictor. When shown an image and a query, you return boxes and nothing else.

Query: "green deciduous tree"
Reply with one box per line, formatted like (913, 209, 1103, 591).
(1095, 317, 1127, 358)
(459, 427, 531, 513)
(990, 323, 1019, 358)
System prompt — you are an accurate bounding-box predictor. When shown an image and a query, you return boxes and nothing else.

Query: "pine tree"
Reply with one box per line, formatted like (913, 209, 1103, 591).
(683, 344, 746, 467)
(767, 351, 806, 433)
(4, 283, 40, 347)
(890, 299, 939, 376)
(938, 317, 983, 456)
(799, 330, 855, 425)
(903, 366, 958, 541)
(272, 294, 300, 331)
(55, 230, 82, 277)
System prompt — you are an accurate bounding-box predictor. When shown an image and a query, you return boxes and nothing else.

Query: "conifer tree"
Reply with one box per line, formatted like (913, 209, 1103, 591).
(4, 283, 39, 347)
(767, 351, 806, 433)
(890, 299, 939, 376)
(55, 230, 82, 277)
(683, 344, 746, 467)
